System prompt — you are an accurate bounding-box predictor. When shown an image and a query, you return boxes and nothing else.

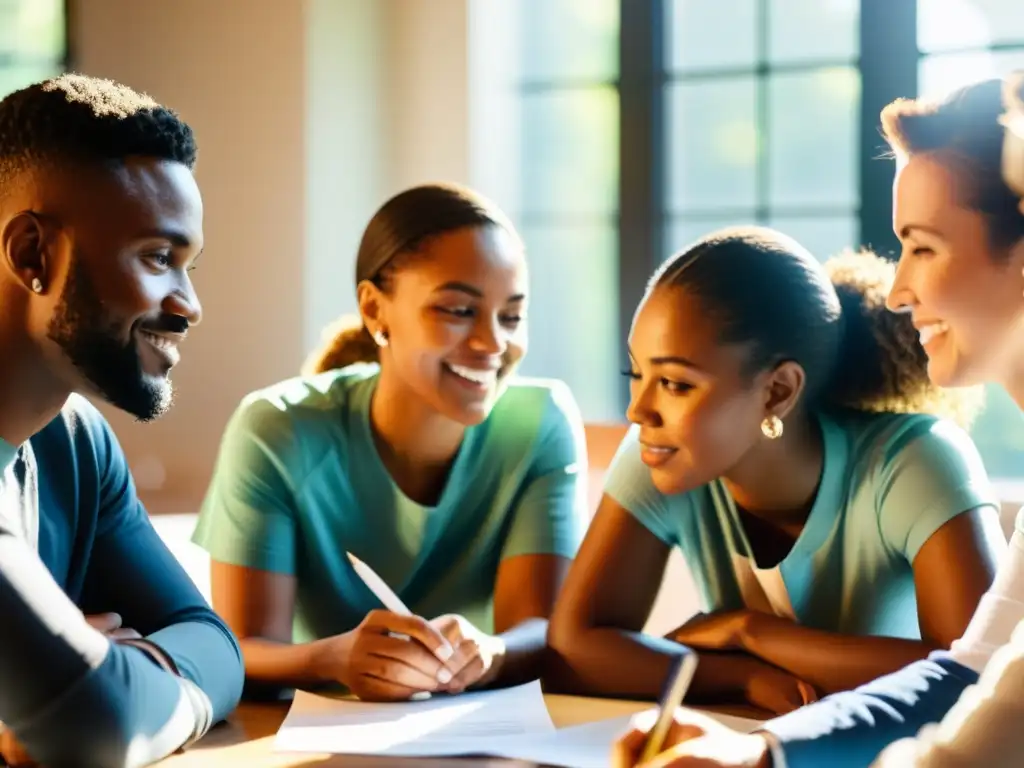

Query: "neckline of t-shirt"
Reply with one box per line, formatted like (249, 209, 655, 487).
(356, 374, 478, 513)
(725, 411, 847, 569)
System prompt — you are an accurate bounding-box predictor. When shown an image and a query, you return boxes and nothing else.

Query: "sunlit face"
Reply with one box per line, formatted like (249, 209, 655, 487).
(625, 285, 770, 495)
(32, 158, 204, 420)
(888, 154, 1024, 388)
(371, 225, 527, 425)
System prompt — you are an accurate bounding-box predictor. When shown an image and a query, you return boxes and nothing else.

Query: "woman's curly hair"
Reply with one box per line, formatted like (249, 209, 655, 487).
(824, 248, 985, 429)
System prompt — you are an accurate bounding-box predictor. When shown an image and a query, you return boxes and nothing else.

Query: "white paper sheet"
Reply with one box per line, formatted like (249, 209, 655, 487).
(274, 680, 555, 757)
(275, 680, 764, 765)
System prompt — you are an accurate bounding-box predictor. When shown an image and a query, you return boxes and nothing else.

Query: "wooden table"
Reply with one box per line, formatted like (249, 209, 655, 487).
(158, 696, 765, 767)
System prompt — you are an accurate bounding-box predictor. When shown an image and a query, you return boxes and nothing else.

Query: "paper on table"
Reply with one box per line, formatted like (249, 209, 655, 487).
(274, 679, 555, 757)
(487, 710, 763, 768)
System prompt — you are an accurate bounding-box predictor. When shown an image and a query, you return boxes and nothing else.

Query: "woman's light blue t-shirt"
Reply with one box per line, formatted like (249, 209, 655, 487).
(192, 364, 588, 642)
(604, 410, 1000, 639)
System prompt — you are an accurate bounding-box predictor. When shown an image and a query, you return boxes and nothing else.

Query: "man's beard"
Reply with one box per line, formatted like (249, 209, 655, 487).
(46, 259, 173, 421)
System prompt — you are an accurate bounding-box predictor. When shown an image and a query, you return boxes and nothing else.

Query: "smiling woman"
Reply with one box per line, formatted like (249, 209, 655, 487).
(191, 183, 588, 703)
(547, 226, 1005, 716)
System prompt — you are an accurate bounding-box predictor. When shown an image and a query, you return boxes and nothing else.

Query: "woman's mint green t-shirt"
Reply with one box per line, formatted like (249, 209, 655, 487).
(192, 364, 588, 642)
(604, 410, 1001, 639)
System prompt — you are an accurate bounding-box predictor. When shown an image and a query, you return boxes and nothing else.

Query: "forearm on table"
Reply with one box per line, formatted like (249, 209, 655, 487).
(236, 635, 339, 691)
(145, 612, 244, 723)
(742, 615, 936, 694)
(487, 618, 549, 687)
(545, 626, 705, 699)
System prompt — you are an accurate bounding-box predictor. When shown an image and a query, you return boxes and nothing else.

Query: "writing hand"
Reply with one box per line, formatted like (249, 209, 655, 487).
(611, 708, 771, 768)
(327, 610, 457, 702)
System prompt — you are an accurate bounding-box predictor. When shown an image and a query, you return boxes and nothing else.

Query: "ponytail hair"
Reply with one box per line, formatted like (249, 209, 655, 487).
(301, 315, 379, 375)
(824, 249, 983, 428)
(652, 227, 983, 428)
(304, 182, 520, 375)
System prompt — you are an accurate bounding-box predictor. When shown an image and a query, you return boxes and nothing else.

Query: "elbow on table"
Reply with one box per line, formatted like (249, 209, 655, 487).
(543, 616, 590, 691)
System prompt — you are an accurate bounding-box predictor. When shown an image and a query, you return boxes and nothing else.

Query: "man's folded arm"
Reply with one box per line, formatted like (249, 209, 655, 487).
(0, 532, 211, 768)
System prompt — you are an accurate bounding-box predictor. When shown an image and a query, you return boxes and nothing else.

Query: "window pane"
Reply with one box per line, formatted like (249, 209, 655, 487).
(0, 62, 61, 99)
(666, 77, 758, 213)
(919, 0, 1024, 53)
(520, 87, 619, 216)
(517, 223, 622, 422)
(0, 0, 64, 59)
(666, 0, 757, 73)
(519, 0, 619, 81)
(766, 215, 859, 263)
(970, 384, 1024, 480)
(768, 67, 860, 208)
(666, 214, 759, 260)
(768, 0, 858, 64)
(919, 49, 1024, 100)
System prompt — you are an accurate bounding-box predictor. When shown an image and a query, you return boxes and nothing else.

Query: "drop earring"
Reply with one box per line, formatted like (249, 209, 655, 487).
(373, 329, 389, 348)
(761, 415, 784, 440)
(30, 278, 43, 294)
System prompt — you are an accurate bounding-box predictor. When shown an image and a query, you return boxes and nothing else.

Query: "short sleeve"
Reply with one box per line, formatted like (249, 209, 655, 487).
(602, 425, 676, 546)
(877, 418, 999, 564)
(191, 397, 303, 574)
(500, 382, 589, 561)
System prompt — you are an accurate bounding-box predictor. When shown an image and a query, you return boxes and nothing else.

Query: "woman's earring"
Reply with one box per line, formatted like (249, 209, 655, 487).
(30, 278, 43, 294)
(372, 329, 389, 348)
(761, 415, 784, 440)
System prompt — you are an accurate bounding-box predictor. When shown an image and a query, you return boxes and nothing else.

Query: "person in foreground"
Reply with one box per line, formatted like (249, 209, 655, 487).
(612, 73, 1024, 768)
(192, 183, 587, 702)
(0, 74, 243, 767)
(548, 227, 1006, 715)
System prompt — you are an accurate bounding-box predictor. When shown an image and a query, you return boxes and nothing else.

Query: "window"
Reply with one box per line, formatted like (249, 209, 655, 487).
(471, 1, 1024, 484)
(663, 0, 861, 264)
(470, 0, 622, 422)
(915, 0, 1024, 481)
(0, 0, 66, 98)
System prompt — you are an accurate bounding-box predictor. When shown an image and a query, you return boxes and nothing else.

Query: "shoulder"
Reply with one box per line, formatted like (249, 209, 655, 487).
(832, 409, 984, 474)
(487, 376, 585, 447)
(31, 394, 120, 470)
(229, 364, 375, 446)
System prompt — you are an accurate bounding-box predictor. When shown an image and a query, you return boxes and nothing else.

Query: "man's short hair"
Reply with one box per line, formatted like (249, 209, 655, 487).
(0, 73, 196, 188)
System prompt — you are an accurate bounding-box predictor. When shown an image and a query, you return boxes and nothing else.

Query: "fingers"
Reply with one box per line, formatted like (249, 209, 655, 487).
(354, 674, 427, 703)
(85, 612, 122, 634)
(444, 640, 485, 693)
(0, 730, 35, 767)
(108, 627, 143, 640)
(363, 633, 452, 690)
(610, 727, 647, 768)
(796, 679, 819, 706)
(364, 610, 454, 662)
(429, 614, 464, 645)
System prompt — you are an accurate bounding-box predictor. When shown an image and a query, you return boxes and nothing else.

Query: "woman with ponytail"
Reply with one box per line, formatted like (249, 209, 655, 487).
(548, 226, 1004, 716)
(613, 74, 1024, 768)
(191, 183, 587, 702)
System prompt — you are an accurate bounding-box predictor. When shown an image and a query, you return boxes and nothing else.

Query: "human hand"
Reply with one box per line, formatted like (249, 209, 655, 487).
(429, 614, 506, 693)
(0, 728, 34, 767)
(611, 708, 771, 768)
(668, 611, 758, 653)
(85, 612, 142, 640)
(742, 660, 817, 716)
(328, 610, 457, 702)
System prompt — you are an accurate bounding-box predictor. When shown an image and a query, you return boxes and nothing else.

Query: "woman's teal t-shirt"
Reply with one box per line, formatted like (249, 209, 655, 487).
(192, 363, 588, 642)
(604, 410, 1001, 639)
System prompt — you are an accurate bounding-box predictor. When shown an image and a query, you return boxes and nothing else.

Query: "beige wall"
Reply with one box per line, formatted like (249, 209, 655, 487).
(69, 0, 472, 512)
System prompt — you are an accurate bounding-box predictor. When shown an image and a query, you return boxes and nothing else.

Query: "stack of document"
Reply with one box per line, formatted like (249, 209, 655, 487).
(274, 680, 761, 768)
